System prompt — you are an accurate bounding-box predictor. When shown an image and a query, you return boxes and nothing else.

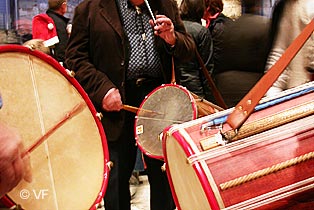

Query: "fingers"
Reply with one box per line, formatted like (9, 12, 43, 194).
(153, 15, 176, 45)
(102, 88, 123, 112)
(0, 123, 32, 197)
(22, 152, 33, 183)
(0, 164, 19, 196)
(153, 15, 173, 32)
(12, 150, 25, 188)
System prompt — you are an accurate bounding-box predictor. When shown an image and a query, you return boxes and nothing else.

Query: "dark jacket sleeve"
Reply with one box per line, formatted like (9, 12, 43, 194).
(65, 1, 116, 109)
(153, 0, 196, 83)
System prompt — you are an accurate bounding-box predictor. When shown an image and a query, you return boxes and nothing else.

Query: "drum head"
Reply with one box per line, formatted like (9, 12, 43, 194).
(135, 84, 197, 159)
(164, 131, 212, 210)
(0, 45, 109, 210)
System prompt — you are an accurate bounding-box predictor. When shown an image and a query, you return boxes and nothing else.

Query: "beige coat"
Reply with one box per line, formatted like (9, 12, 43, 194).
(265, 0, 314, 96)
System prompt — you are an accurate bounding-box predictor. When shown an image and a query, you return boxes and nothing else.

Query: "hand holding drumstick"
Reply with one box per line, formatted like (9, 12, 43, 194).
(0, 102, 85, 198)
(0, 123, 32, 198)
(102, 88, 162, 114)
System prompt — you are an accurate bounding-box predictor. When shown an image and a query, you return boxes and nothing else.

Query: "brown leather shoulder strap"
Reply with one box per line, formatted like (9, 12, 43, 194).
(227, 19, 314, 130)
(195, 50, 228, 109)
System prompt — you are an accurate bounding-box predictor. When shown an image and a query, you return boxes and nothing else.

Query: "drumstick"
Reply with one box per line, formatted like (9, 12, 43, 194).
(122, 105, 139, 113)
(123, 104, 163, 115)
(144, 0, 156, 22)
(22, 102, 86, 157)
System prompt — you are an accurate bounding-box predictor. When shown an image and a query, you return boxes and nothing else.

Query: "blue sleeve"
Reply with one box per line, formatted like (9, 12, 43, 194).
(0, 94, 2, 109)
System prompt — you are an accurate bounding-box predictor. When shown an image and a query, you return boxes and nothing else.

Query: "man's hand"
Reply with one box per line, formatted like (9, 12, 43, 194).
(150, 15, 176, 46)
(0, 123, 32, 198)
(102, 88, 123, 112)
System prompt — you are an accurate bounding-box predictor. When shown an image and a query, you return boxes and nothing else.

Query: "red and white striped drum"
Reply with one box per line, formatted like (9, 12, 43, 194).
(163, 82, 314, 210)
(135, 83, 221, 159)
(0, 45, 109, 210)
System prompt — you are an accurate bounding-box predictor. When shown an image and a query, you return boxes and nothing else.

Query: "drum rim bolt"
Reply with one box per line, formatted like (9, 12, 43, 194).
(107, 161, 114, 170)
(247, 99, 252, 105)
(96, 112, 103, 120)
(66, 69, 75, 77)
(161, 163, 166, 172)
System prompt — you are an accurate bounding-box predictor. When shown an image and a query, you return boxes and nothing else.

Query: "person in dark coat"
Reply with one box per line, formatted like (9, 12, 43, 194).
(65, 0, 195, 209)
(33, 0, 70, 64)
(210, 0, 271, 107)
(46, 0, 71, 64)
(177, 0, 214, 101)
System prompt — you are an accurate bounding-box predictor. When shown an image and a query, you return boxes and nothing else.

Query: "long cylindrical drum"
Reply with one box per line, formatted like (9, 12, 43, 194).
(163, 82, 314, 210)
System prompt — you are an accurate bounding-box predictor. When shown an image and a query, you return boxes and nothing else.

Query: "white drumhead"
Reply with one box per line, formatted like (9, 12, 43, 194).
(0, 46, 108, 210)
(135, 84, 197, 159)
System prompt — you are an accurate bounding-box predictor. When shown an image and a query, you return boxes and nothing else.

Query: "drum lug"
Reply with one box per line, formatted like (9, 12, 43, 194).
(96, 112, 103, 121)
(107, 161, 114, 171)
(161, 163, 166, 172)
(65, 69, 75, 77)
(95, 198, 105, 209)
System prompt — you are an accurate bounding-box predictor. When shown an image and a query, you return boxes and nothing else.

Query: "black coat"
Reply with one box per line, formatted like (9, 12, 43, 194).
(65, 0, 195, 141)
(47, 9, 70, 63)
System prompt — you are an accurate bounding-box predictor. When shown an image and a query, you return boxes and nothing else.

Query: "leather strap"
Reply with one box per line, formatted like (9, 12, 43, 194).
(171, 56, 176, 84)
(195, 50, 228, 109)
(227, 19, 314, 130)
(171, 50, 227, 109)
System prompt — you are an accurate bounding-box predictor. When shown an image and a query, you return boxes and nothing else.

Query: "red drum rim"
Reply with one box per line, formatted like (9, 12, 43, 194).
(0, 45, 109, 210)
(162, 126, 220, 210)
(135, 83, 198, 160)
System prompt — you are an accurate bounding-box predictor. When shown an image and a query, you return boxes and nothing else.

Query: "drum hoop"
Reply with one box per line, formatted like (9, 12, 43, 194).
(135, 83, 198, 159)
(163, 127, 220, 210)
(0, 45, 109, 210)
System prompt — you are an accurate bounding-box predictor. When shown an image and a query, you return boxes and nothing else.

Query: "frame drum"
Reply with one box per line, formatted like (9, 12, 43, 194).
(163, 82, 314, 210)
(0, 45, 109, 210)
(135, 84, 220, 159)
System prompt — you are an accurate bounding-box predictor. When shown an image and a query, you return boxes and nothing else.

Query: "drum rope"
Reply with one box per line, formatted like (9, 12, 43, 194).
(223, 100, 314, 141)
(201, 85, 314, 130)
(187, 114, 314, 164)
(219, 151, 314, 191)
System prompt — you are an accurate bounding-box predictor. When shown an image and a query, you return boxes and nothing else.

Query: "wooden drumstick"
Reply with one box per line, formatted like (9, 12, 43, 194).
(22, 102, 86, 157)
(123, 104, 163, 115)
(144, 0, 156, 22)
(122, 105, 139, 113)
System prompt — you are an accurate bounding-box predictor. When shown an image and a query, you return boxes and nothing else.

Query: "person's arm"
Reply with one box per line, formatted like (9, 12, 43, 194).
(65, 3, 117, 110)
(151, 0, 196, 62)
(0, 123, 32, 198)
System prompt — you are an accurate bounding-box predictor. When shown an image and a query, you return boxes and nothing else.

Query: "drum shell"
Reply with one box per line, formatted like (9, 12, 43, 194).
(0, 45, 109, 210)
(163, 86, 314, 210)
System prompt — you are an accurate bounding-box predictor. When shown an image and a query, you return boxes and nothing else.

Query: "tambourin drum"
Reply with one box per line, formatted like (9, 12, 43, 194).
(0, 45, 109, 210)
(163, 82, 314, 210)
(135, 83, 219, 159)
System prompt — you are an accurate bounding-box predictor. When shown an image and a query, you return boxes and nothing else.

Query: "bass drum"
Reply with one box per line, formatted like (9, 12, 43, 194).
(0, 45, 109, 210)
